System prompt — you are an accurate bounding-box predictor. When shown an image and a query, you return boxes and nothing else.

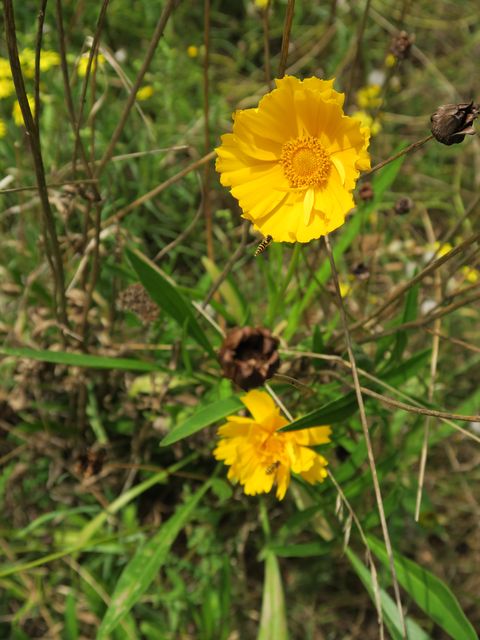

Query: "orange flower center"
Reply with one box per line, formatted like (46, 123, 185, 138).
(279, 136, 331, 188)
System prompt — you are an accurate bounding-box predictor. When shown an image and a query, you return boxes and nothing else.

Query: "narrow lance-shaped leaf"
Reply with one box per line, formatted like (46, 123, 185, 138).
(160, 396, 244, 446)
(367, 535, 478, 640)
(257, 551, 289, 640)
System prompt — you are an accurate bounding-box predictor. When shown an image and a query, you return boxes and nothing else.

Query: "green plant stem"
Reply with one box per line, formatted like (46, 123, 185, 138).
(278, 0, 295, 78)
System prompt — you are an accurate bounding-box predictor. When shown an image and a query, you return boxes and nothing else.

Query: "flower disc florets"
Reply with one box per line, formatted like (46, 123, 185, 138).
(215, 76, 371, 243)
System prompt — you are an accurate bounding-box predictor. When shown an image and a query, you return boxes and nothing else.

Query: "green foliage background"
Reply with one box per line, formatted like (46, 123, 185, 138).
(0, 1, 479, 638)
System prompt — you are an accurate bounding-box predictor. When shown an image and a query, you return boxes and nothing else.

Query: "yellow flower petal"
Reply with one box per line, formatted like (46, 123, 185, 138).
(214, 390, 331, 500)
(216, 75, 370, 243)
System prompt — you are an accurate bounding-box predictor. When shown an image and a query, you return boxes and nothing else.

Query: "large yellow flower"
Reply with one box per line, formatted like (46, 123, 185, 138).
(215, 76, 370, 243)
(213, 390, 331, 499)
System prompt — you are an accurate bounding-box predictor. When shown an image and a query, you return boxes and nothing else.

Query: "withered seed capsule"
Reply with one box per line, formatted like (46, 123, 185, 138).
(218, 327, 280, 390)
(430, 102, 479, 146)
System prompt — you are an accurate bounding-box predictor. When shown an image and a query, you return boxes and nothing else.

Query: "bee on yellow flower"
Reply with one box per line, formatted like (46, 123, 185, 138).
(213, 390, 331, 500)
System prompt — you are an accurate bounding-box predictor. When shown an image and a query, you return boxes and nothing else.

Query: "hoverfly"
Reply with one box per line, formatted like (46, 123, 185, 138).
(265, 460, 280, 475)
(254, 235, 273, 256)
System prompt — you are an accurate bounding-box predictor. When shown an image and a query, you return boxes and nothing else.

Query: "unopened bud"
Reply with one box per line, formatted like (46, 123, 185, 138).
(390, 31, 414, 60)
(394, 196, 413, 215)
(430, 102, 479, 146)
(358, 181, 374, 202)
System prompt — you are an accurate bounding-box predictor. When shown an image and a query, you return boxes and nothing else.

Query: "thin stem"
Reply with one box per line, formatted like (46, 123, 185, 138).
(95, 0, 177, 176)
(364, 134, 433, 177)
(346, 0, 372, 100)
(278, 0, 295, 78)
(324, 233, 407, 639)
(4, 0, 69, 329)
(262, 1, 272, 89)
(203, 0, 214, 261)
(34, 0, 48, 131)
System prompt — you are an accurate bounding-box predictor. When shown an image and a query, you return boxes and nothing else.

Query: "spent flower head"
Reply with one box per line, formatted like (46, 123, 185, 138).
(216, 76, 370, 243)
(213, 390, 331, 499)
(430, 102, 479, 146)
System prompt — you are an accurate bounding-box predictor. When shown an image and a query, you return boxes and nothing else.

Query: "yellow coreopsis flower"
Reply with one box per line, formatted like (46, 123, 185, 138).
(0, 77, 15, 99)
(351, 110, 382, 137)
(216, 76, 370, 243)
(0, 58, 12, 78)
(77, 53, 106, 78)
(213, 390, 331, 500)
(187, 45, 199, 58)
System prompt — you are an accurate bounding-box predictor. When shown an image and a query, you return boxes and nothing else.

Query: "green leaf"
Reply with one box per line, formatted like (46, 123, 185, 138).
(346, 548, 432, 640)
(97, 482, 210, 639)
(390, 283, 420, 363)
(367, 535, 478, 640)
(257, 551, 289, 640)
(268, 541, 332, 558)
(0, 346, 159, 371)
(127, 248, 215, 356)
(160, 396, 244, 446)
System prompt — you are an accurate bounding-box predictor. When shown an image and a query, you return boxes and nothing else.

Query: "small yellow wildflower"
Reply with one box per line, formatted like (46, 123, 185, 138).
(213, 390, 331, 500)
(254, 0, 269, 8)
(0, 58, 12, 77)
(136, 85, 154, 101)
(356, 84, 382, 110)
(385, 53, 396, 68)
(339, 280, 352, 298)
(432, 241, 453, 258)
(77, 53, 106, 78)
(216, 76, 370, 243)
(461, 266, 479, 284)
(187, 45, 199, 58)
(351, 110, 382, 137)
(39, 50, 61, 72)
(0, 118, 6, 138)
(19, 48, 36, 78)
(12, 94, 35, 127)
(0, 77, 15, 99)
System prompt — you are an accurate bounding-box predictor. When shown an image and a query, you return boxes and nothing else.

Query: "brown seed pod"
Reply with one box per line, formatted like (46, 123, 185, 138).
(218, 326, 280, 391)
(430, 102, 479, 146)
(389, 30, 414, 60)
(394, 196, 413, 215)
(358, 181, 374, 202)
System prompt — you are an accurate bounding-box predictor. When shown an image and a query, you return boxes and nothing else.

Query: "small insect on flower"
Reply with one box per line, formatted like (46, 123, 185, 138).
(213, 389, 331, 500)
(265, 461, 280, 475)
(254, 235, 273, 256)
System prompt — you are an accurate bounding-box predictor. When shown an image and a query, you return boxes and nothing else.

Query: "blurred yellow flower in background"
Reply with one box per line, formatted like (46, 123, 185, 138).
(0, 78, 15, 99)
(12, 94, 35, 127)
(0, 58, 12, 77)
(213, 390, 331, 500)
(351, 110, 382, 136)
(385, 53, 396, 68)
(216, 76, 370, 243)
(462, 266, 478, 284)
(254, 0, 269, 8)
(356, 84, 382, 110)
(187, 45, 199, 58)
(136, 85, 154, 101)
(0, 118, 6, 138)
(77, 53, 106, 78)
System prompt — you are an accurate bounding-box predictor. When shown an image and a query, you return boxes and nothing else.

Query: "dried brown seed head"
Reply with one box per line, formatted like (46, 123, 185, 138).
(118, 283, 159, 323)
(394, 196, 413, 215)
(430, 101, 479, 146)
(218, 326, 280, 390)
(358, 181, 374, 202)
(351, 262, 370, 280)
(389, 30, 414, 60)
